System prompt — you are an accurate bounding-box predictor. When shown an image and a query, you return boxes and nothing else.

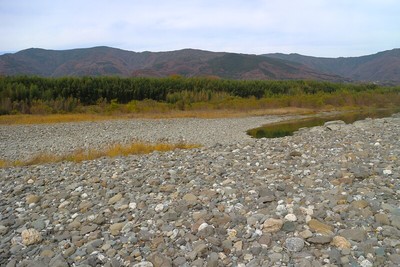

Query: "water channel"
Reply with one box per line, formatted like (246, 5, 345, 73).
(247, 108, 400, 139)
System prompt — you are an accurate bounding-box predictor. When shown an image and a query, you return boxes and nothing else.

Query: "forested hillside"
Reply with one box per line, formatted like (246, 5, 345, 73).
(1, 76, 399, 115)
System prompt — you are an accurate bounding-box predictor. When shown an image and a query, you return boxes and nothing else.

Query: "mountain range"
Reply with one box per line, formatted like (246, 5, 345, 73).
(0, 46, 399, 84)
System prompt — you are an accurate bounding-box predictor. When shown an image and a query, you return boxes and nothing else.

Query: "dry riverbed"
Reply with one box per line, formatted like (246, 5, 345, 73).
(1, 114, 400, 266)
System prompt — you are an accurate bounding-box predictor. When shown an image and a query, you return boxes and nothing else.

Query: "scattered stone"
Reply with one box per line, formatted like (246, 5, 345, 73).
(331, 236, 351, 249)
(233, 240, 243, 251)
(108, 193, 123, 205)
(109, 223, 125, 235)
(324, 120, 345, 131)
(148, 252, 172, 267)
(308, 219, 333, 235)
(341, 228, 367, 242)
(80, 224, 98, 235)
(284, 213, 297, 222)
(21, 228, 42, 245)
(307, 235, 332, 244)
(1, 114, 399, 266)
(391, 215, 400, 229)
(375, 213, 390, 225)
(183, 193, 198, 205)
(206, 252, 219, 267)
(263, 218, 283, 233)
(26, 194, 41, 204)
(48, 254, 69, 267)
(282, 221, 296, 232)
(299, 229, 313, 239)
(132, 262, 154, 267)
(285, 237, 304, 252)
(352, 200, 369, 209)
(0, 225, 9, 235)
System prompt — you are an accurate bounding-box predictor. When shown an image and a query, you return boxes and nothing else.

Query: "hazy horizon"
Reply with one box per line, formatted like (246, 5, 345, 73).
(1, 0, 399, 57)
(0, 46, 399, 59)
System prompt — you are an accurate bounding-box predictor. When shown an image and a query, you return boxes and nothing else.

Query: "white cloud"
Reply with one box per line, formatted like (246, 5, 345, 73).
(0, 0, 399, 56)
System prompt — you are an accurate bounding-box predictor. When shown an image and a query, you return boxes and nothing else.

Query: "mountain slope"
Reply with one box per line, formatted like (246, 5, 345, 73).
(265, 49, 400, 85)
(0, 46, 344, 81)
(1, 46, 398, 83)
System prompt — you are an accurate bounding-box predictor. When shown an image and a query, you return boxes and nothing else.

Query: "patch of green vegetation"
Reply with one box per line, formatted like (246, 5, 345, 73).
(247, 108, 400, 138)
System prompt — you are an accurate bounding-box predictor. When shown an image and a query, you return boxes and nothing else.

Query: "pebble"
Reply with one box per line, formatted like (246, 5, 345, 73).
(331, 236, 351, 249)
(284, 213, 297, 222)
(21, 228, 42, 245)
(0, 114, 399, 266)
(285, 237, 305, 252)
(263, 218, 284, 233)
(308, 219, 333, 235)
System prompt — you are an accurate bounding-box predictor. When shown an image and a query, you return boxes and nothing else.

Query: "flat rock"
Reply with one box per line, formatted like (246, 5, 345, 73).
(307, 235, 332, 244)
(308, 219, 334, 235)
(341, 228, 367, 242)
(262, 218, 283, 233)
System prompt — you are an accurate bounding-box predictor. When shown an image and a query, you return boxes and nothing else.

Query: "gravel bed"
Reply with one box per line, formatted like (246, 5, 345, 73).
(0, 115, 294, 161)
(0, 114, 399, 267)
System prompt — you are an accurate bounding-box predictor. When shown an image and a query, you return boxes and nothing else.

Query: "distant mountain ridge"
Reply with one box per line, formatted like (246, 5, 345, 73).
(265, 49, 400, 85)
(0, 46, 398, 84)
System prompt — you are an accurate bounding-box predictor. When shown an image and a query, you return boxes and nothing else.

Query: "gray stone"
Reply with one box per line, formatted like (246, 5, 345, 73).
(307, 236, 332, 244)
(285, 237, 305, 252)
(390, 215, 400, 229)
(173, 257, 186, 266)
(0, 225, 9, 235)
(206, 252, 219, 267)
(282, 221, 296, 232)
(5, 259, 17, 267)
(31, 219, 46, 231)
(132, 262, 154, 267)
(389, 254, 400, 264)
(49, 254, 69, 267)
(324, 120, 345, 131)
(329, 248, 342, 265)
(148, 252, 172, 267)
(341, 228, 367, 242)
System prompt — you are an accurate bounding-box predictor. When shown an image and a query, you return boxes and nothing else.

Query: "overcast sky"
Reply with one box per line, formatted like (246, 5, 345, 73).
(1, 0, 399, 57)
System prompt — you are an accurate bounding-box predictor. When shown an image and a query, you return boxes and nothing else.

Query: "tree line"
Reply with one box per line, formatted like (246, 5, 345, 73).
(0, 75, 398, 114)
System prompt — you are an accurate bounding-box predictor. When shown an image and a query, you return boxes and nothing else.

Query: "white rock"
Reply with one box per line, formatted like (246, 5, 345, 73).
(284, 214, 297, 222)
(155, 204, 164, 212)
(360, 259, 373, 267)
(58, 201, 70, 209)
(383, 169, 392, 175)
(129, 202, 137, 210)
(132, 262, 154, 267)
(198, 222, 210, 232)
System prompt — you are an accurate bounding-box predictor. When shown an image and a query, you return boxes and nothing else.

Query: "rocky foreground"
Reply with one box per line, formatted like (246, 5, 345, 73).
(0, 114, 399, 267)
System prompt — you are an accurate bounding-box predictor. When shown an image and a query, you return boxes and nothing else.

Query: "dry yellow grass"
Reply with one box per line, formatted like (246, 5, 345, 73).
(0, 113, 119, 125)
(0, 107, 320, 125)
(0, 142, 200, 168)
(0, 159, 8, 168)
